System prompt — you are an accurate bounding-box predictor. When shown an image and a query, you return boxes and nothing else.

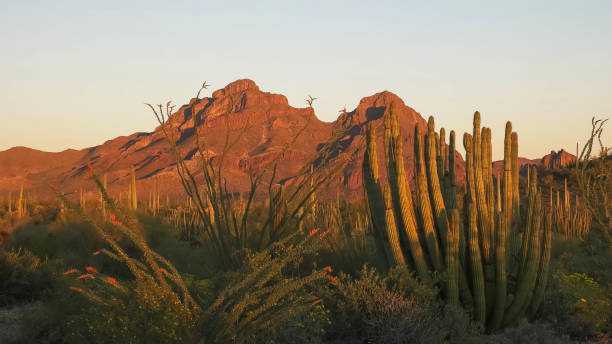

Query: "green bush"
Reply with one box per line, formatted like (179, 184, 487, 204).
(320, 265, 482, 343)
(485, 320, 574, 344)
(0, 248, 62, 306)
(64, 276, 198, 344)
(541, 272, 612, 339)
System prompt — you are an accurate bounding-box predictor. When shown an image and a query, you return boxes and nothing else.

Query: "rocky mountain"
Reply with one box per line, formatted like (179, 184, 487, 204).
(0, 79, 567, 201)
(492, 149, 577, 176)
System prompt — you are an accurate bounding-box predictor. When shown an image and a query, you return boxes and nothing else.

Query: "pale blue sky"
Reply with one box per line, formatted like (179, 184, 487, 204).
(1, 0, 610, 159)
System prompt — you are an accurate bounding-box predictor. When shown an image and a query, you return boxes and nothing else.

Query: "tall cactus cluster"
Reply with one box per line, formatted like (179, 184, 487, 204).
(552, 179, 590, 240)
(362, 105, 552, 329)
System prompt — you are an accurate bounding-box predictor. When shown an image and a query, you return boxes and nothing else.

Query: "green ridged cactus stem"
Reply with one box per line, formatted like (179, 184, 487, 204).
(446, 209, 460, 307)
(467, 201, 486, 323)
(384, 185, 406, 266)
(17, 183, 24, 219)
(439, 127, 447, 177)
(415, 123, 444, 271)
(387, 103, 431, 282)
(362, 122, 392, 266)
(426, 116, 449, 253)
(503, 167, 543, 326)
(511, 132, 519, 207)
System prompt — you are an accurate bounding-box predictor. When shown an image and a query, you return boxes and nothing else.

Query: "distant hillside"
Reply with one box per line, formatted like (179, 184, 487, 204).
(1, 79, 570, 200)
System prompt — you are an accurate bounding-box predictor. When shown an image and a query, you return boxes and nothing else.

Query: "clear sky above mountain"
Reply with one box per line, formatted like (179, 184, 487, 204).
(1, 0, 610, 159)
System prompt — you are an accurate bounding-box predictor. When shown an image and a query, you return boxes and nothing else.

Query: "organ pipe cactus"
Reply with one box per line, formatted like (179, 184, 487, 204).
(362, 107, 553, 330)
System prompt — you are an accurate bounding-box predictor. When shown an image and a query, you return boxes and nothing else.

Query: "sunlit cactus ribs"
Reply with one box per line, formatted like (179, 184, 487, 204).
(362, 107, 553, 330)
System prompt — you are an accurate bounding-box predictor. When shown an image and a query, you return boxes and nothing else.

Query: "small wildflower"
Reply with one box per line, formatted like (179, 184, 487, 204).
(106, 277, 117, 286)
(580, 298, 587, 303)
(85, 266, 98, 274)
(326, 275, 338, 284)
(70, 286, 84, 293)
(63, 269, 78, 275)
(309, 228, 320, 237)
(109, 213, 116, 221)
(324, 266, 333, 273)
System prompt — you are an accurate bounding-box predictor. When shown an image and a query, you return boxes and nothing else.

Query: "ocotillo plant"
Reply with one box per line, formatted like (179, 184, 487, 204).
(362, 107, 552, 330)
(147, 83, 355, 268)
(575, 117, 611, 239)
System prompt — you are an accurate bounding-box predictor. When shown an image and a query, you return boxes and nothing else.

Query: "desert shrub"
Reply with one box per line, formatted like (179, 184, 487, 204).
(540, 271, 612, 339)
(140, 214, 216, 278)
(485, 320, 575, 344)
(315, 200, 384, 275)
(198, 230, 332, 343)
(0, 248, 62, 306)
(5, 221, 136, 281)
(320, 265, 482, 343)
(64, 276, 198, 344)
(552, 233, 612, 284)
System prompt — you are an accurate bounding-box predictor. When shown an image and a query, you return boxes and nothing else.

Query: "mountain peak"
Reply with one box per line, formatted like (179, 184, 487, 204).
(212, 79, 260, 99)
(343, 90, 424, 127)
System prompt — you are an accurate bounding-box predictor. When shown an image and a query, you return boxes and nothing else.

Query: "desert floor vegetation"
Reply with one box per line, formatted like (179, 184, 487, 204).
(0, 97, 610, 343)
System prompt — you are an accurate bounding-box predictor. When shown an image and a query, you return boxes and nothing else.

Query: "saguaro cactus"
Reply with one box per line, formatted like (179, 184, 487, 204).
(17, 184, 24, 219)
(101, 173, 108, 218)
(7, 191, 12, 218)
(130, 165, 138, 210)
(362, 109, 552, 330)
